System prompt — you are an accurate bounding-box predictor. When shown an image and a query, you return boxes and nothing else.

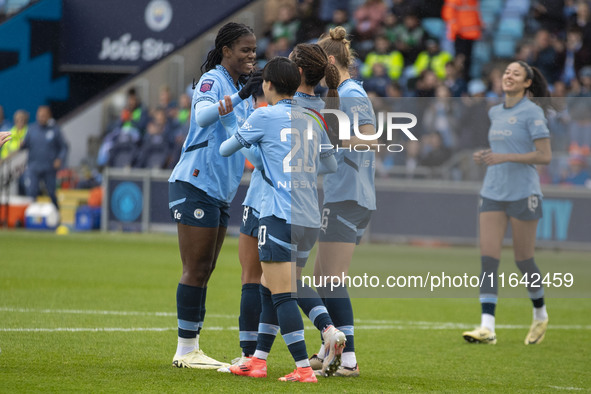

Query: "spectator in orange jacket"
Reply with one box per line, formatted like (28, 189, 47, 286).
(442, 0, 482, 80)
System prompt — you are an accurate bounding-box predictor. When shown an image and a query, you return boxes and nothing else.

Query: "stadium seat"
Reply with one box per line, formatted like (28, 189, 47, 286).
(140, 147, 169, 169)
(503, 0, 530, 16)
(497, 17, 524, 38)
(108, 141, 138, 168)
(422, 18, 446, 39)
(472, 41, 492, 64)
(493, 34, 516, 58)
(480, 0, 504, 15)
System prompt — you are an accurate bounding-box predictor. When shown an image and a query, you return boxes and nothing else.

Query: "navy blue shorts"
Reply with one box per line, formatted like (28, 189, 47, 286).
(318, 201, 372, 244)
(168, 181, 229, 228)
(240, 205, 260, 237)
(479, 195, 543, 221)
(258, 215, 319, 265)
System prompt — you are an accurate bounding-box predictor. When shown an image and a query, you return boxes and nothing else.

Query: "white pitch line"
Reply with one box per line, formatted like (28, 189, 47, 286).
(1, 307, 590, 330)
(548, 386, 584, 391)
(2, 324, 591, 332)
(0, 307, 229, 318)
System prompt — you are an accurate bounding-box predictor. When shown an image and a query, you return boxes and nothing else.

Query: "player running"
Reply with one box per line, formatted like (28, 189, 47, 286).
(463, 60, 552, 345)
(168, 22, 262, 369)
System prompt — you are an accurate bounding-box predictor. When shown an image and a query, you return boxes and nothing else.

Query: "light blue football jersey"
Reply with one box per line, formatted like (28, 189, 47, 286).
(481, 97, 550, 201)
(169, 65, 254, 203)
(242, 92, 327, 214)
(234, 99, 333, 227)
(322, 79, 377, 210)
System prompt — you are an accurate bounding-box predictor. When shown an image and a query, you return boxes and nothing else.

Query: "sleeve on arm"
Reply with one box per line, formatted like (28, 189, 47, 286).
(527, 107, 550, 141)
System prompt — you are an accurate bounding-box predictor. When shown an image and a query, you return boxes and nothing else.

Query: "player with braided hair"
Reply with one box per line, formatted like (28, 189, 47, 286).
(168, 22, 262, 370)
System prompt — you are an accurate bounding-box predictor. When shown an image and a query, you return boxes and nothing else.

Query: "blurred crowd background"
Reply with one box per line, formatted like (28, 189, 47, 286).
(1, 0, 590, 199)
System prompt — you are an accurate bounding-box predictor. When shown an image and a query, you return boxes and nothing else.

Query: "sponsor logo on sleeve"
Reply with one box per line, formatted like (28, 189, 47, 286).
(200, 79, 214, 93)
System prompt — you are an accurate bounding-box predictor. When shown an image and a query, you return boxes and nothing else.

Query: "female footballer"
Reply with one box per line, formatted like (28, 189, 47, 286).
(311, 26, 378, 378)
(220, 43, 346, 375)
(462, 60, 552, 345)
(168, 22, 262, 369)
(219, 56, 338, 382)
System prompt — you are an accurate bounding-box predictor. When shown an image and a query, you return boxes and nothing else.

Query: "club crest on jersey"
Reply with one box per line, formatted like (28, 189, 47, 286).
(200, 79, 214, 93)
(194, 209, 204, 219)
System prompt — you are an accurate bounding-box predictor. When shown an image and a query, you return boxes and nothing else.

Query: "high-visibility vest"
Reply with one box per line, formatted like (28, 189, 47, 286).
(0, 125, 27, 159)
(442, 0, 482, 41)
(413, 50, 454, 79)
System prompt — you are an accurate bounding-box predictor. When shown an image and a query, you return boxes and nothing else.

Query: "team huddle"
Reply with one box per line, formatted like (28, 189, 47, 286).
(166, 21, 552, 384)
(167, 23, 375, 382)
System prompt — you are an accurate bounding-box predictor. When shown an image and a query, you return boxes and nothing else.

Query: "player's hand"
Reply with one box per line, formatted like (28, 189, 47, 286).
(0, 131, 11, 148)
(238, 70, 263, 100)
(53, 158, 62, 170)
(473, 149, 486, 164)
(481, 150, 505, 166)
(218, 95, 234, 116)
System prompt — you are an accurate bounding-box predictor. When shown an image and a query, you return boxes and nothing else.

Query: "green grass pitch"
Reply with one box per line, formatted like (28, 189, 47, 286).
(0, 231, 589, 392)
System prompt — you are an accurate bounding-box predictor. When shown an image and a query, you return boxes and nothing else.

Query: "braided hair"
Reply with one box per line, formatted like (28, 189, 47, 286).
(200, 22, 254, 79)
(290, 43, 340, 109)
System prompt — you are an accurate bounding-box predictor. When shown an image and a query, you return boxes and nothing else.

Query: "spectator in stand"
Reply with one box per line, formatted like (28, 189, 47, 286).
(416, 0, 445, 19)
(135, 108, 174, 169)
(422, 84, 461, 149)
(569, 0, 591, 44)
(271, 4, 300, 47)
(441, 0, 482, 81)
(157, 85, 177, 122)
(419, 131, 452, 167)
(566, 65, 591, 151)
(353, 0, 387, 41)
(515, 42, 535, 63)
(0, 110, 28, 160)
(533, 0, 567, 36)
(295, 0, 326, 43)
(361, 35, 405, 81)
(391, 10, 426, 65)
(531, 29, 565, 85)
(413, 68, 440, 97)
(119, 88, 149, 136)
(548, 80, 570, 152)
(325, 8, 354, 37)
(556, 148, 590, 186)
(560, 26, 591, 85)
(0, 105, 11, 131)
(458, 79, 491, 150)
(413, 38, 453, 80)
(364, 63, 391, 96)
(97, 90, 145, 168)
(21, 106, 68, 209)
(175, 93, 191, 131)
(444, 60, 467, 97)
(485, 66, 504, 102)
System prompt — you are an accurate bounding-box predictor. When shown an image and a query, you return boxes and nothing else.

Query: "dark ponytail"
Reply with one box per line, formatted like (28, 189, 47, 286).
(528, 66, 552, 115)
(516, 60, 552, 115)
(324, 63, 340, 110)
(200, 22, 254, 75)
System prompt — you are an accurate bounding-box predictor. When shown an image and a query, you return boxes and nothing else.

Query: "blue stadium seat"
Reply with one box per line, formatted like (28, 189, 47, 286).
(493, 35, 516, 58)
(497, 17, 524, 38)
(480, 0, 504, 15)
(480, 12, 498, 34)
(503, 0, 530, 16)
(472, 41, 492, 64)
(422, 18, 446, 39)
